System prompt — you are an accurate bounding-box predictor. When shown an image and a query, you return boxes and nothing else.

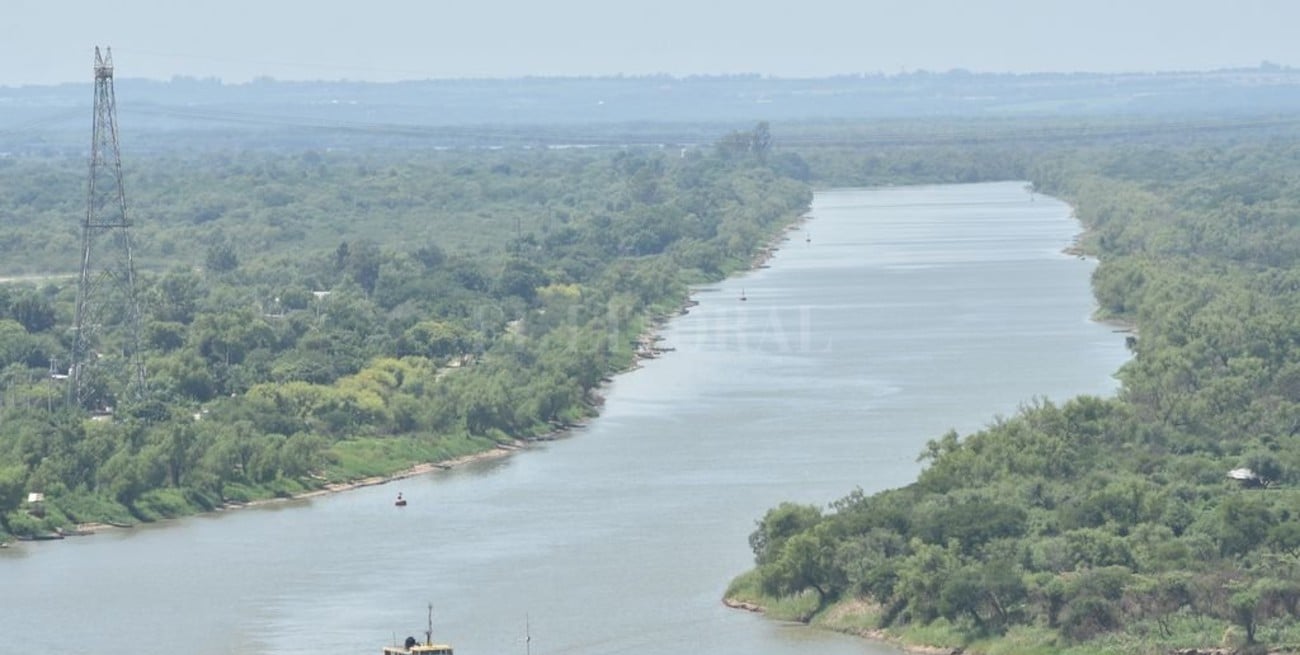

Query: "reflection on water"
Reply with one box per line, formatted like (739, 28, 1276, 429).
(4, 182, 1128, 655)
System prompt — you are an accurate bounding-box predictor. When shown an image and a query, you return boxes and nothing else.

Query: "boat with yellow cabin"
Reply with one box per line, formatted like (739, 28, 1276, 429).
(383, 604, 453, 655)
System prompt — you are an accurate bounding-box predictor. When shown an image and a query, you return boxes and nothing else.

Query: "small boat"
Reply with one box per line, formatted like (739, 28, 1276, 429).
(384, 604, 453, 655)
(739, 288, 747, 302)
(395, 493, 407, 507)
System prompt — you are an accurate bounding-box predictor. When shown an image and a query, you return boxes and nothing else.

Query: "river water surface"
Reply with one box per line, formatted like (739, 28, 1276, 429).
(2, 182, 1130, 655)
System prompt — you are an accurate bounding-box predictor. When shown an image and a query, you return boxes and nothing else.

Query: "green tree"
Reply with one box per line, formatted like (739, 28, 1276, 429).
(205, 242, 239, 273)
(749, 502, 823, 565)
(0, 464, 26, 518)
(9, 291, 55, 333)
(759, 527, 840, 603)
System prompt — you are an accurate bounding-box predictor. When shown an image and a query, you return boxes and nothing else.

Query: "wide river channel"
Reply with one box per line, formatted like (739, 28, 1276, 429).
(3, 182, 1130, 655)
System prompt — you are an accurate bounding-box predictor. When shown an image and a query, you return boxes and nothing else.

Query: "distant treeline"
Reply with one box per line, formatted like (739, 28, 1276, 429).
(7, 65, 1300, 137)
(11, 65, 1300, 160)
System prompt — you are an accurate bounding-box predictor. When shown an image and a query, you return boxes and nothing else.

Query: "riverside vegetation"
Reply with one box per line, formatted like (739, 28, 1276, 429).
(729, 138, 1300, 654)
(0, 123, 808, 535)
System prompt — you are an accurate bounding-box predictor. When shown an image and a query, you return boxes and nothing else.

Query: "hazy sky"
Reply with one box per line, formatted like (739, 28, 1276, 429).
(2, 0, 1297, 85)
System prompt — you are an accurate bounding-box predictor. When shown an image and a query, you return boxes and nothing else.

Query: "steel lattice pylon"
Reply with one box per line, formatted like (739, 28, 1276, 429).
(69, 46, 145, 409)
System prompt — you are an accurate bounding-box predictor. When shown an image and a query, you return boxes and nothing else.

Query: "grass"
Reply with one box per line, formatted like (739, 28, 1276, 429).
(892, 617, 967, 652)
(812, 598, 885, 634)
(1046, 613, 1300, 655)
(49, 491, 137, 526)
(782, 596, 1300, 655)
(132, 488, 194, 521)
(972, 625, 1062, 655)
(325, 433, 500, 481)
(723, 570, 826, 623)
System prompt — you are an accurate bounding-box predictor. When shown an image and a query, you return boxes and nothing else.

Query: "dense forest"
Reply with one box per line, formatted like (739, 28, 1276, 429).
(0, 123, 811, 534)
(728, 140, 1300, 654)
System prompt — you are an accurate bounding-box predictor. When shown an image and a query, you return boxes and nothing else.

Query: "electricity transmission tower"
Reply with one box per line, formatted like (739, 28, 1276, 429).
(69, 46, 145, 409)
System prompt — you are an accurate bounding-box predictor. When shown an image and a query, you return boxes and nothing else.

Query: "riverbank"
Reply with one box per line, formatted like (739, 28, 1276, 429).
(220, 208, 816, 515)
(730, 593, 1293, 655)
(722, 596, 961, 655)
(0, 271, 685, 547)
(39, 441, 529, 541)
(1, 205, 817, 550)
(240, 440, 528, 506)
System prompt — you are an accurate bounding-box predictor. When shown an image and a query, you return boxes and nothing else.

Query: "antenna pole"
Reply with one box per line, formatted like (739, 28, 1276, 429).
(426, 602, 433, 646)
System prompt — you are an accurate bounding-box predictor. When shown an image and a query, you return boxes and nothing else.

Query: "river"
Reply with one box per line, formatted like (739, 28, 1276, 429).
(1, 182, 1130, 655)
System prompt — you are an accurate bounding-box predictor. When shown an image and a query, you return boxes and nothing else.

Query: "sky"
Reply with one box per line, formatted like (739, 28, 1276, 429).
(1, 0, 1298, 86)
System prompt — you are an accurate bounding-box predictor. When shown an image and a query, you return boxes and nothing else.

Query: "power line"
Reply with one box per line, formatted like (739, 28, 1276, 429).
(0, 108, 86, 138)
